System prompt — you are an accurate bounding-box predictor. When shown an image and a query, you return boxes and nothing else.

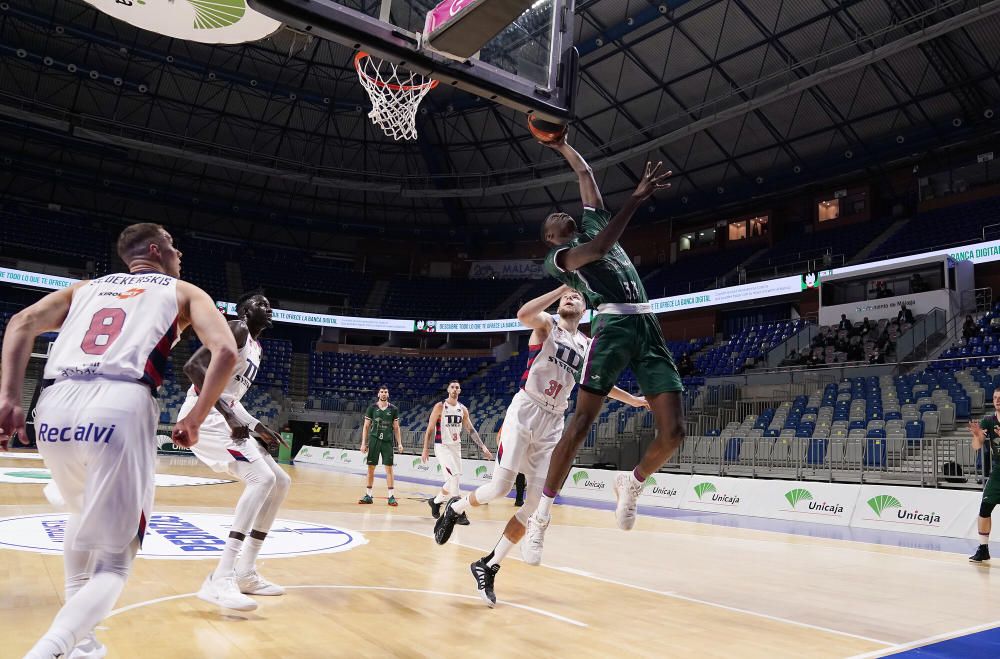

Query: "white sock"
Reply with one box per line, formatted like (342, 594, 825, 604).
(213, 535, 244, 579)
(434, 492, 446, 504)
(630, 470, 644, 488)
(236, 537, 264, 575)
(535, 494, 555, 518)
(26, 571, 129, 659)
(366, 488, 373, 497)
(388, 488, 395, 497)
(486, 536, 515, 567)
(451, 496, 471, 514)
(980, 533, 990, 546)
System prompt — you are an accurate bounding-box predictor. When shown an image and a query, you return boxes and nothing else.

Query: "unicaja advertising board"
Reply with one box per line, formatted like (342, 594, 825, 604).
(82, 0, 282, 44)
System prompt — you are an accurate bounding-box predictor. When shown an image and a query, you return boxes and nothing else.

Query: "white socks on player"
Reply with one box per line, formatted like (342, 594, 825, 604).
(388, 488, 395, 498)
(219, 457, 291, 580)
(451, 496, 471, 515)
(980, 532, 991, 546)
(536, 493, 555, 518)
(366, 487, 373, 497)
(434, 492, 447, 504)
(236, 537, 265, 575)
(487, 536, 515, 567)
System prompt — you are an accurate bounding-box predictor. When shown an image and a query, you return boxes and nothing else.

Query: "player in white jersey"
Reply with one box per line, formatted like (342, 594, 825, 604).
(0, 223, 237, 659)
(421, 380, 493, 522)
(178, 291, 292, 612)
(433, 286, 648, 606)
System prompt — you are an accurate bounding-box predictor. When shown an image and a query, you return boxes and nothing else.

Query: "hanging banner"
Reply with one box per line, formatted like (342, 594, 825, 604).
(469, 260, 545, 280)
(81, 0, 282, 45)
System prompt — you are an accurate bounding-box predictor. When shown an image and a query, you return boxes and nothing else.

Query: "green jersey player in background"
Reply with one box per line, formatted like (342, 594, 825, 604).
(523, 135, 682, 565)
(968, 389, 1000, 562)
(359, 385, 404, 506)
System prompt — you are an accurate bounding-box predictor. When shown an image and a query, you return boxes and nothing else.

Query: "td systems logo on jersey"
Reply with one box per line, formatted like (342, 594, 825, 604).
(0, 512, 367, 559)
(36, 423, 116, 444)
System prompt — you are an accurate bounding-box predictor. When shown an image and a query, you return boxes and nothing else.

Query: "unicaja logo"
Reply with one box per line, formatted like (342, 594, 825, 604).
(644, 476, 677, 497)
(571, 470, 604, 489)
(474, 466, 490, 480)
(340, 452, 351, 463)
(867, 494, 941, 526)
(412, 458, 429, 471)
(694, 482, 716, 499)
(784, 488, 813, 508)
(321, 450, 331, 459)
(866, 495, 902, 517)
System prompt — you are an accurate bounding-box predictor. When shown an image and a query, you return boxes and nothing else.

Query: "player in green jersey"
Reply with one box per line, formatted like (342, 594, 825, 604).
(359, 385, 404, 506)
(523, 135, 681, 564)
(969, 389, 1000, 562)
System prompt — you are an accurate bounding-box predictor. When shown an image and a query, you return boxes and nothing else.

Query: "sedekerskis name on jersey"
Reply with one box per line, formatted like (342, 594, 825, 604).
(97, 273, 174, 287)
(37, 422, 117, 443)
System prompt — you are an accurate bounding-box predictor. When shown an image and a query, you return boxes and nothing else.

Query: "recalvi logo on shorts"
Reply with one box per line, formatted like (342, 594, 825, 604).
(36, 423, 116, 443)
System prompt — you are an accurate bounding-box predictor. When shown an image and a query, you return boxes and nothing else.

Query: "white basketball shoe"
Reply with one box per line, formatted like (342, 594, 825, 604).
(521, 512, 550, 566)
(197, 572, 258, 611)
(236, 569, 286, 596)
(614, 472, 643, 530)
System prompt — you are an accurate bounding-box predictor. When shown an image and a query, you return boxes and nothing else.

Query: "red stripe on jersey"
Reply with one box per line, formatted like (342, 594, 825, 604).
(137, 510, 148, 548)
(140, 316, 178, 389)
(519, 344, 544, 390)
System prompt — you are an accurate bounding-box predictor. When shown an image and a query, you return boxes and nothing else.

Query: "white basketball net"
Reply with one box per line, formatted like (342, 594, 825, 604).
(355, 52, 438, 141)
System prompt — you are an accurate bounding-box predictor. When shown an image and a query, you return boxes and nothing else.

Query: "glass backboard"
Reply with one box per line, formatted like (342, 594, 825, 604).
(249, 0, 577, 120)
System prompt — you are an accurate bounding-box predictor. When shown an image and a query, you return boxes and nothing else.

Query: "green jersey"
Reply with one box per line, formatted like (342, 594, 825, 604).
(980, 415, 1000, 461)
(543, 207, 647, 308)
(365, 403, 399, 442)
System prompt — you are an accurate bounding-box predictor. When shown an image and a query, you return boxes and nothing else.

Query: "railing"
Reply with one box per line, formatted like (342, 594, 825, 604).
(896, 307, 948, 361)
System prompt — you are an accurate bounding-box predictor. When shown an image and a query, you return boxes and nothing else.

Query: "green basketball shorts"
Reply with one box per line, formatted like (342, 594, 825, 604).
(580, 313, 683, 397)
(983, 471, 1000, 505)
(366, 437, 394, 466)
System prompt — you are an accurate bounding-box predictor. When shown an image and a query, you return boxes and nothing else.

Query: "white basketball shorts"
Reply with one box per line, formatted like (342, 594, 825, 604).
(496, 390, 564, 480)
(178, 396, 264, 474)
(433, 441, 462, 478)
(35, 379, 159, 553)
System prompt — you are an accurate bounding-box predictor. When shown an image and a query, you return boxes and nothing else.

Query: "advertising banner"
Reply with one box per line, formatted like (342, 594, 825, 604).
(560, 467, 617, 502)
(81, 0, 282, 45)
(637, 473, 689, 509)
(753, 480, 856, 526)
(850, 484, 981, 539)
(818, 289, 951, 325)
(0, 267, 78, 291)
(649, 275, 804, 314)
(680, 475, 758, 514)
(468, 260, 545, 280)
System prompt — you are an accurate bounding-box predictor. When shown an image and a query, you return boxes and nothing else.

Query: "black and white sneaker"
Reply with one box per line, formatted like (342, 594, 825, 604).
(434, 496, 462, 545)
(456, 511, 470, 526)
(470, 558, 500, 608)
(970, 544, 991, 563)
(428, 496, 442, 519)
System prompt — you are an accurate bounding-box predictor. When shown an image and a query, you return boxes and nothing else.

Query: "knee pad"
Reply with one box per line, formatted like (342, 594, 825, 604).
(981, 501, 996, 518)
(472, 468, 517, 505)
(515, 484, 543, 525)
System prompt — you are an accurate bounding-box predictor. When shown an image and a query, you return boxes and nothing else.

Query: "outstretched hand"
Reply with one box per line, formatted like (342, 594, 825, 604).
(632, 161, 672, 200)
(969, 420, 985, 441)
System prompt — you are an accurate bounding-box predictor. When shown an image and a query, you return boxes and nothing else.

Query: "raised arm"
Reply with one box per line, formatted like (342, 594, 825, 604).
(970, 420, 986, 451)
(517, 285, 568, 334)
(0, 283, 82, 447)
(557, 161, 672, 273)
(464, 408, 493, 460)
(173, 282, 238, 447)
(421, 403, 442, 463)
(548, 141, 603, 210)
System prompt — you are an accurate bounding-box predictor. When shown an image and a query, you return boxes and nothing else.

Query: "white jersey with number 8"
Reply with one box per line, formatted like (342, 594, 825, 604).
(520, 315, 591, 414)
(43, 271, 180, 389)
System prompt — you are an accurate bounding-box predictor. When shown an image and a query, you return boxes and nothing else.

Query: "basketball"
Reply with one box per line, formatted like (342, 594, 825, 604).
(528, 113, 568, 144)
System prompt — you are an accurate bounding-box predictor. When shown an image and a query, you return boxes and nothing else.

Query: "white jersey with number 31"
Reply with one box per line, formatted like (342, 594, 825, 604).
(520, 315, 591, 413)
(43, 271, 180, 389)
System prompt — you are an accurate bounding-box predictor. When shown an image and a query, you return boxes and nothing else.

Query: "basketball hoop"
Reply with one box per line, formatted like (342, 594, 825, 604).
(355, 52, 439, 141)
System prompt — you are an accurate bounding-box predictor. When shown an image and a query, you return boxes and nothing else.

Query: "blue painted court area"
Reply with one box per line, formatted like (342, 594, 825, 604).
(889, 625, 1000, 657)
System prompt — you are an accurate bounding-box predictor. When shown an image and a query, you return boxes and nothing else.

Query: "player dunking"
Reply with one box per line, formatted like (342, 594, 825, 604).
(523, 137, 680, 564)
(0, 223, 237, 659)
(179, 292, 292, 612)
(421, 380, 493, 522)
(433, 285, 648, 607)
(358, 385, 404, 506)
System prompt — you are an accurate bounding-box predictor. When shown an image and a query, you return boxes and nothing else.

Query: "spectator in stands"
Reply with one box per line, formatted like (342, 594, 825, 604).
(964, 315, 980, 340)
(869, 349, 886, 364)
(860, 317, 874, 335)
(848, 341, 864, 362)
(835, 335, 849, 354)
(872, 281, 893, 298)
(678, 353, 697, 377)
(779, 350, 802, 367)
(897, 303, 915, 325)
(910, 272, 929, 293)
(838, 314, 852, 331)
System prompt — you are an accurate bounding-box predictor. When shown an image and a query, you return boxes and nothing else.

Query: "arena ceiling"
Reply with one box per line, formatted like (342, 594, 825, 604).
(1, 0, 999, 242)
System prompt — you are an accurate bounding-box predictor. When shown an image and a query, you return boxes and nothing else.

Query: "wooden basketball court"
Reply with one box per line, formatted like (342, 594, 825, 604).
(2, 452, 998, 658)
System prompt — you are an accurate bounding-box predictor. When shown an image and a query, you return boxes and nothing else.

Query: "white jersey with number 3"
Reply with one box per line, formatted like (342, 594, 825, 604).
(520, 315, 591, 413)
(436, 400, 466, 446)
(43, 271, 179, 389)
